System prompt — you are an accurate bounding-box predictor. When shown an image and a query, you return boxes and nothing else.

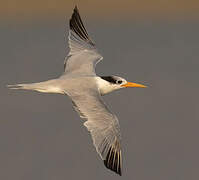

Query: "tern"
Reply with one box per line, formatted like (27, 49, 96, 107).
(8, 6, 146, 176)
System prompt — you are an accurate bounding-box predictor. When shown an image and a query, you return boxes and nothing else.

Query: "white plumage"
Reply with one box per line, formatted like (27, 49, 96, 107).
(8, 6, 146, 176)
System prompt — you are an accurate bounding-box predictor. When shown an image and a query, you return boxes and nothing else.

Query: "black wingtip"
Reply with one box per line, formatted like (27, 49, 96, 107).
(74, 5, 78, 11)
(69, 6, 95, 46)
(103, 145, 122, 176)
(104, 160, 122, 176)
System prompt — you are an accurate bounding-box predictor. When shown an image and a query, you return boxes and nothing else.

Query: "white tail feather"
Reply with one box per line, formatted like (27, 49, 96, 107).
(7, 84, 30, 90)
(7, 80, 63, 94)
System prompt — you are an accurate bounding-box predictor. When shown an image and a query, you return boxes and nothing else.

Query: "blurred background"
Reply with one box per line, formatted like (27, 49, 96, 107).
(1, 0, 199, 179)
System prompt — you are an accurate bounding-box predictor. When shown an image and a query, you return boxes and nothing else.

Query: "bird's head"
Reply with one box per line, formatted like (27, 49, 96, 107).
(98, 76, 146, 95)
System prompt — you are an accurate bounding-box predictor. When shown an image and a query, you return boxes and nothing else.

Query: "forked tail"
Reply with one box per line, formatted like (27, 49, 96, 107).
(7, 84, 34, 90)
(7, 79, 63, 94)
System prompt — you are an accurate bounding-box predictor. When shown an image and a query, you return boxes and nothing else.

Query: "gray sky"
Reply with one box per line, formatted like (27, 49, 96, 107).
(1, 19, 199, 179)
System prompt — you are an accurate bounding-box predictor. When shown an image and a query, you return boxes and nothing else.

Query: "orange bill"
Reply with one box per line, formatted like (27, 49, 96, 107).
(121, 82, 147, 88)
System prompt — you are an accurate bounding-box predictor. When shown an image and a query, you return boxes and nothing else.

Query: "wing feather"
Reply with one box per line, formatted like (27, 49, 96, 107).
(67, 89, 122, 176)
(64, 6, 102, 75)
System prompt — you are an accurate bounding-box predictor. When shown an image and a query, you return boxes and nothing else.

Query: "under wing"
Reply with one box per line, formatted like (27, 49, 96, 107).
(64, 6, 103, 76)
(68, 89, 122, 176)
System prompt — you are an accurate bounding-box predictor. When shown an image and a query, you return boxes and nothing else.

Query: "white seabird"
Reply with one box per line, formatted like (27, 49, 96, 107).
(8, 6, 147, 176)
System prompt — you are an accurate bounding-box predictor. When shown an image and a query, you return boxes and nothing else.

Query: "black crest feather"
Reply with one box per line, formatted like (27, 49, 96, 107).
(100, 76, 117, 84)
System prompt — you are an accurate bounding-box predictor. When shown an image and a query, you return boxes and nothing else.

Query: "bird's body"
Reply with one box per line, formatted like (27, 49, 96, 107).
(9, 75, 125, 95)
(8, 6, 146, 176)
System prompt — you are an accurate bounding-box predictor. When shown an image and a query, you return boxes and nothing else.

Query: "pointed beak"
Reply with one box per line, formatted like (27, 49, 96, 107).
(121, 82, 147, 88)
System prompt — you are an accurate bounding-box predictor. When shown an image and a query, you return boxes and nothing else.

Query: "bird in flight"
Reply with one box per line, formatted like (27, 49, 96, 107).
(8, 6, 146, 176)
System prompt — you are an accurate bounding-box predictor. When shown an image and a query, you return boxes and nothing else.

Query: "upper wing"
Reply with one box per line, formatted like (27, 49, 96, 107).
(64, 6, 103, 75)
(68, 89, 122, 176)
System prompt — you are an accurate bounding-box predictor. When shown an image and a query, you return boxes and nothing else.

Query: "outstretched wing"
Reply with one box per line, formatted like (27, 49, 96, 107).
(64, 6, 103, 75)
(68, 89, 122, 176)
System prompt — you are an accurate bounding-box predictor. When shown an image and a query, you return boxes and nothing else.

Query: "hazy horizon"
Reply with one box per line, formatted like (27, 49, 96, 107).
(2, 0, 199, 22)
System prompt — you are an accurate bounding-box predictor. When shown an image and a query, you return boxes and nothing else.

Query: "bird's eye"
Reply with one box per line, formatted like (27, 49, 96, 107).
(117, 80, 122, 84)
